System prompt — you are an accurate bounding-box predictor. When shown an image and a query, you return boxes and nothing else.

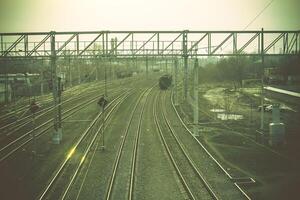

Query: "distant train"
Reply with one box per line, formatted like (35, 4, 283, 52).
(116, 71, 133, 79)
(159, 74, 172, 90)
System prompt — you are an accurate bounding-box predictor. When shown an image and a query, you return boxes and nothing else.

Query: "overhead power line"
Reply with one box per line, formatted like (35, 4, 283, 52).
(243, 0, 275, 30)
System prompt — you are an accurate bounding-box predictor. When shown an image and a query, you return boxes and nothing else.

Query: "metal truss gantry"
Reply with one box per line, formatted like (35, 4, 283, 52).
(0, 30, 299, 58)
(1, 29, 299, 142)
(1, 29, 299, 97)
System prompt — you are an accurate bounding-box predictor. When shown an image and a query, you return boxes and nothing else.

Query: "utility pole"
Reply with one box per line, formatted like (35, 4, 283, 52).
(165, 59, 168, 73)
(174, 59, 179, 105)
(260, 28, 265, 131)
(4, 73, 8, 104)
(77, 59, 81, 84)
(183, 30, 188, 99)
(103, 59, 108, 97)
(40, 70, 44, 95)
(193, 58, 199, 136)
(50, 32, 62, 144)
(58, 77, 62, 141)
(146, 56, 149, 76)
(68, 51, 72, 87)
(95, 58, 98, 81)
(105, 32, 109, 97)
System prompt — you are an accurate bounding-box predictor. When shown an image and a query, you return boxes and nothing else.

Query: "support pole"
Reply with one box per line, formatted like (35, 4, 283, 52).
(32, 111, 36, 155)
(165, 59, 168, 73)
(193, 58, 199, 136)
(183, 30, 188, 99)
(95, 58, 98, 81)
(77, 59, 81, 84)
(105, 32, 108, 97)
(102, 106, 105, 150)
(174, 59, 178, 105)
(4, 73, 8, 104)
(104, 59, 107, 97)
(260, 28, 265, 131)
(40, 70, 44, 95)
(146, 56, 148, 76)
(68, 55, 72, 87)
(0, 35, 3, 54)
(50, 32, 61, 144)
(58, 77, 62, 141)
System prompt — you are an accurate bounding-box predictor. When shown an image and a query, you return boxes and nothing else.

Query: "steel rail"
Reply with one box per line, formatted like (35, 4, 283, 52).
(61, 91, 133, 200)
(170, 90, 252, 200)
(0, 84, 109, 134)
(0, 80, 110, 124)
(128, 86, 154, 200)
(37, 90, 128, 200)
(0, 89, 125, 163)
(105, 85, 155, 200)
(161, 91, 219, 199)
(153, 91, 196, 200)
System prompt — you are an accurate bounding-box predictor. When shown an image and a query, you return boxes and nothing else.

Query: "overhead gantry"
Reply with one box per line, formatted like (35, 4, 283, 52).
(1, 29, 299, 141)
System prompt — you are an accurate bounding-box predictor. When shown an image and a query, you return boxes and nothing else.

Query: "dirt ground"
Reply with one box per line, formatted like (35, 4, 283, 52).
(179, 82, 300, 200)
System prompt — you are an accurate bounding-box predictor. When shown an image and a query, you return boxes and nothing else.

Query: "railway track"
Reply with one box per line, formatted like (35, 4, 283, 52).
(154, 91, 218, 200)
(104, 85, 154, 200)
(169, 90, 252, 199)
(0, 81, 100, 123)
(0, 76, 145, 163)
(0, 84, 108, 136)
(37, 89, 131, 200)
(0, 87, 126, 163)
(0, 76, 140, 126)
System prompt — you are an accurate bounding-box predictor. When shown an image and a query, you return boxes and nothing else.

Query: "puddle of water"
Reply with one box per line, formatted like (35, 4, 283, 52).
(210, 109, 225, 113)
(280, 104, 297, 112)
(264, 97, 271, 102)
(217, 113, 244, 120)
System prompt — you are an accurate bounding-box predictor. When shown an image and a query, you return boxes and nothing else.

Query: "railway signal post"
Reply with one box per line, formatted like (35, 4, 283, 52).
(30, 100, 40, 157)
(50, 32, 59, 144)
(98, 96, 108, 150)
(260, 28, 265, 131)
(50, 32, 63, 145)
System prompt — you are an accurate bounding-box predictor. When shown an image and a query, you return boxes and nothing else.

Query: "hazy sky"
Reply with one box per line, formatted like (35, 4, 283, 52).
(0, 0, 299, 32)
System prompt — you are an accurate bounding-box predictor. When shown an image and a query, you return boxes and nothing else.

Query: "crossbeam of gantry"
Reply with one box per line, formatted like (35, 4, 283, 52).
(0, 30, 299, 59)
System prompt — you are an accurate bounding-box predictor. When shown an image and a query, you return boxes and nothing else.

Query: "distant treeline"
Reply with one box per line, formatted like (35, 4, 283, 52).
(198, 55, 300, 87)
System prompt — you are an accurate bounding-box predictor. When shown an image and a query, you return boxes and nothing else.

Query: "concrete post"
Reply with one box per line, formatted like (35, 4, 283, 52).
(4, 74, 8, 104)
(174, 59, 178, 105)
(68, 56, 72, 87)
(95, 59, 98, 81)
(260, 28, 265, 131)
(40, 71, 44, 95)
(50, 32, 61, 144)
(105, 59, 107, 97)
(77, 59, 81, 84)
(31, 109, 37, 156)
(183, 31, 188, 99)
(193, 58, 199, 136)
(146, 56, 149, 76)
(58, 77, 62, 141)
(165, 59, 168, 73)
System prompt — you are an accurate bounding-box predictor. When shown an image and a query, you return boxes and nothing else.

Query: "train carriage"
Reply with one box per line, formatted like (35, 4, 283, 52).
(159, 74, 172, 90)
